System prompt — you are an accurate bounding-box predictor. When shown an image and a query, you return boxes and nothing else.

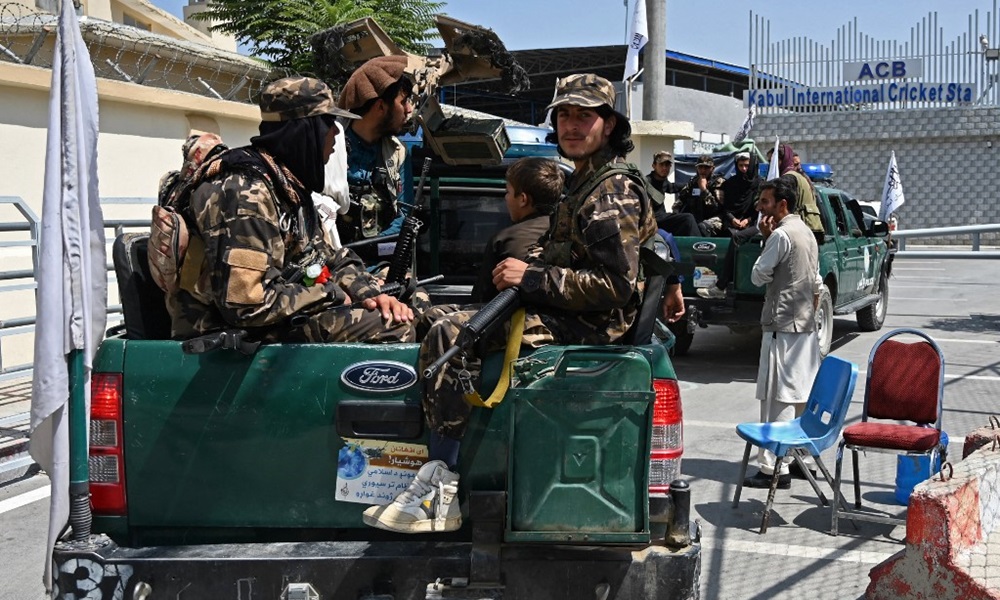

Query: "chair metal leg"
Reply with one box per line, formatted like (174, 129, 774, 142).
(832, 441, 845, 536)
(794, 451, 829, 506)
(760, 467, 783, 534)
(851, 448, 862, 509)
(813, 456, 849, 513)
(733, 441, 752, 508)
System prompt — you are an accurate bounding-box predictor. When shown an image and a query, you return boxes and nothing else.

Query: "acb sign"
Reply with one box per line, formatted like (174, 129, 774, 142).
(843, 59, 924, 81)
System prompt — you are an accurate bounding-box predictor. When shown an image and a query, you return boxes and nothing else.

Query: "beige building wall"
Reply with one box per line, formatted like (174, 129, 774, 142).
(0, 61, 259, 371)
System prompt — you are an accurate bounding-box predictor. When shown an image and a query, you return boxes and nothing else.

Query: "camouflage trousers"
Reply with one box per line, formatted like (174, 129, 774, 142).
(417, 304, 557, 439)
(269, 304, 415, 344)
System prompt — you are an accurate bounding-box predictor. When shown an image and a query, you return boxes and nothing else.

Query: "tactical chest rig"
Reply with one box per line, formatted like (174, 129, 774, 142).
(339, 131, 407, 245)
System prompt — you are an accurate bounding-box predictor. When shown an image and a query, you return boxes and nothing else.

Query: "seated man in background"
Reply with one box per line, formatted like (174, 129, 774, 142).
(698, 152, 762, 299)
(472, 157, 563, 303)
(648, 151, 700, 237)
(674, 154, 726, 237)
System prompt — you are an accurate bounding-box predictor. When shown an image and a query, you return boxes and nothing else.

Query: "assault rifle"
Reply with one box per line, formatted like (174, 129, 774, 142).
(423, 286, 521, 379)
(384, 156, 433, 292)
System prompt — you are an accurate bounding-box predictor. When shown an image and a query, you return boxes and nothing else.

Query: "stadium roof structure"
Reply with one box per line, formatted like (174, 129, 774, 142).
(442, 45, 753, 125)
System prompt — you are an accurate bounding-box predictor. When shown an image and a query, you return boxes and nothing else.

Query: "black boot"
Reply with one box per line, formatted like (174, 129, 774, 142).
(743, 470, 790, 489)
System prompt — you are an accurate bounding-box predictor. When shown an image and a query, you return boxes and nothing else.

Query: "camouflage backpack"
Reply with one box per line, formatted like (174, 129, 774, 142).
(148, 131, 229, 293)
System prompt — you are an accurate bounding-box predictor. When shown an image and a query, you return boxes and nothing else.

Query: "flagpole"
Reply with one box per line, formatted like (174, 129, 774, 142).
(68, 348, 92, 541)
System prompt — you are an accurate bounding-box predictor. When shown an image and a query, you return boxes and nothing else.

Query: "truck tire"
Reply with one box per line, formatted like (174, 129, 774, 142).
(816, 284, 833, 357)
(667, 318, 694, 356)
(856, 272, 889, 332)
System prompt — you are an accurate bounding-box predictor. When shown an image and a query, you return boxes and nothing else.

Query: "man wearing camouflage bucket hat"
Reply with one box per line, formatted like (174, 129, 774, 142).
(166, 75, 416, 345)
(362, 73, 675, 535)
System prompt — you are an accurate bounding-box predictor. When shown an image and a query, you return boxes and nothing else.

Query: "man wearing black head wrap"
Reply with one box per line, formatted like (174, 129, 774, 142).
(166, 76, 417, 344)
(699, 152, 763, 299)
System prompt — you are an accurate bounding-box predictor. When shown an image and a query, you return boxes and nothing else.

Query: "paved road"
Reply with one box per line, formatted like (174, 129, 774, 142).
(675, 256, 1000, 599)
(0, 256, 997, 600)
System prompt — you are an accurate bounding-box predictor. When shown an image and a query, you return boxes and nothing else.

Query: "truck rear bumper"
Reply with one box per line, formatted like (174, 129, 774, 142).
(52, 535, 701, 600)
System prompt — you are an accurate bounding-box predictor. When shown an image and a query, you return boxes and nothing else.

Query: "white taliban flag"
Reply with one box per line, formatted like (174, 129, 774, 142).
(30, 0, 105, 590)
(623, 0, 648, 81)
(766, 137, 780, 180)
(880, 151, 905, 221)
(733, 104, 756, 144)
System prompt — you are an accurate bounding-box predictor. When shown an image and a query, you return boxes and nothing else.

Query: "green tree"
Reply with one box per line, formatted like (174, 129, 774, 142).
(192, 0, 444, 73)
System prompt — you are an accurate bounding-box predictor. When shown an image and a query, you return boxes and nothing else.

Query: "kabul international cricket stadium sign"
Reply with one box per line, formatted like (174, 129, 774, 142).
(745, 58, 975, 109)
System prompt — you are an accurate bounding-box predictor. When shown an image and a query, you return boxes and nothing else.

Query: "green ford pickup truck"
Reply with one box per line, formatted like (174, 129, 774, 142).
(50, 130, 701, 600)
(671, 179, 894, 356)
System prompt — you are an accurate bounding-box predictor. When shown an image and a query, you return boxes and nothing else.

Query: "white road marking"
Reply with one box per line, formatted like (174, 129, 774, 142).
(700, 537, 898, 565)
(933, 338, 999, 345)
(892, 297, 967, 301)
(892, 268, 946, 271)
(0, 485, 49, 515)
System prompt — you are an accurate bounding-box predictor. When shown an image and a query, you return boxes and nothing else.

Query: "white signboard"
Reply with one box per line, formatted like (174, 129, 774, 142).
(335, 437, 428, 505)
(745, 81, 974, 108)
(843, 59, 924, 81)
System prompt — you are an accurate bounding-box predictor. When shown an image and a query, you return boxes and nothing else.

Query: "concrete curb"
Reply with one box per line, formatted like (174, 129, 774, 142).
(867, 445, 1000, 599)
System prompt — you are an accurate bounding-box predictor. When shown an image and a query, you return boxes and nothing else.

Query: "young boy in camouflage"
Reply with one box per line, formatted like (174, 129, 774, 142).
(168, 76, 414, 344)
(363, 73, 658, 534)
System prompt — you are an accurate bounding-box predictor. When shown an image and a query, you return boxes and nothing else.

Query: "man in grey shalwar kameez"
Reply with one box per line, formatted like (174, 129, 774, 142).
(743, 174, 822, 489)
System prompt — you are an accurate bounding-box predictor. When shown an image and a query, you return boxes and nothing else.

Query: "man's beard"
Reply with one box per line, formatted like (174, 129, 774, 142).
(377, 106, 406, 137)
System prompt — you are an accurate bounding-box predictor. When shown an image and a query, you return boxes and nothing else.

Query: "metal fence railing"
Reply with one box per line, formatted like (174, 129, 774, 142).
(894, 223, 1000, 259)
(0, 196, 152, 384)
(748, 2, 1000, 113)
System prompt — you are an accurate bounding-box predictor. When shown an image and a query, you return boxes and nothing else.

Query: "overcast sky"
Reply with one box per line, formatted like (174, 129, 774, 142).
(151, 0, 999, 67)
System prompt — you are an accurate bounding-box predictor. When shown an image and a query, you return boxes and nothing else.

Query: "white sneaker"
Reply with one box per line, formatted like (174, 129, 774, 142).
(696, 286, 727, 299)
(362, 460, 461, 533)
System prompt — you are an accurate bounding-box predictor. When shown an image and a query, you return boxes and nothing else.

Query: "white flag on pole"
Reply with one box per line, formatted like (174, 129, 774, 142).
(30, 0, 105, 590)
(766, 137, 780, 180)
(623, 0, 648, 81)
(880, 151, 905, 221)
(733, 104, 756, 144)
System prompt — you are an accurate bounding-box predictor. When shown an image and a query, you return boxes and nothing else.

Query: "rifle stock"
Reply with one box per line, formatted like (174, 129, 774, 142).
(422, 287, 520, 379)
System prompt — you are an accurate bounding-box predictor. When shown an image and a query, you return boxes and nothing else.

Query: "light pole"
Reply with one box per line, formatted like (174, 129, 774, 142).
(643, 0, 667, 119)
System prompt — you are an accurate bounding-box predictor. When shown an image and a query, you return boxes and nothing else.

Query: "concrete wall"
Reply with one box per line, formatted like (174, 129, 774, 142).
(0, 61, 259, 371)
(755, 107, 1000, 245)
(630, 83, 746, 155)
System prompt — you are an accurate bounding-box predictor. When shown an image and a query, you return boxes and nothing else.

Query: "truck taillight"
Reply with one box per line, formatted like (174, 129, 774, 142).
(90, 373, 126, 515)
(650, 378, 683, 494)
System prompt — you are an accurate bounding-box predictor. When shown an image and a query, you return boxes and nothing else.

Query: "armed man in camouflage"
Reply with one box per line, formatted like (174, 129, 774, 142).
(334, 56, 413, 264)
(363, 73, 658, 534)
(168, 76, 415, 344)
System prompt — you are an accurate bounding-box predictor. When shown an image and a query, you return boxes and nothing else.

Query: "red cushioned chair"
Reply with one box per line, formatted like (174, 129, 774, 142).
(832, 328, 946, 535)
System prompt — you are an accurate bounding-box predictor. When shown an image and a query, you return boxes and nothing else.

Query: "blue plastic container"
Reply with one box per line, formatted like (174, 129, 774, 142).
(894, 430, 948, 505)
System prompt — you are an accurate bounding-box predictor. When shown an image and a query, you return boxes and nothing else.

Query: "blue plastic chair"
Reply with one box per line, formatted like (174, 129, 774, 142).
(732, 355, 859, 533)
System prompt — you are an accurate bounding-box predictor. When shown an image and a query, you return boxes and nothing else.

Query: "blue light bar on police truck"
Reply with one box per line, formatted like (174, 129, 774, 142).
(802, 163, 833, 182)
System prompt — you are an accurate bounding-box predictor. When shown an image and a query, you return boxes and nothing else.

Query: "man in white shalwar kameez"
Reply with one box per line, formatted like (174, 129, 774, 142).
(743, 175, 822, 489)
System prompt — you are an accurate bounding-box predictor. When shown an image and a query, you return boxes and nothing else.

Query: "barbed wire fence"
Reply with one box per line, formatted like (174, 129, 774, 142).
(0, 2, 291, 104)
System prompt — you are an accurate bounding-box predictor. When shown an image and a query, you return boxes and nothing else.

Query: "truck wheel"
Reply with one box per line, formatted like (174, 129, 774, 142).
(816, 284, 833, 357)
(667, 318, 694, 356)
(856, 273, 889, 332)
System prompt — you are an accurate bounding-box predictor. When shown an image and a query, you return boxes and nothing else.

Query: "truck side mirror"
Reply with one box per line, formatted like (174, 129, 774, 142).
(870, 221, 890, 237)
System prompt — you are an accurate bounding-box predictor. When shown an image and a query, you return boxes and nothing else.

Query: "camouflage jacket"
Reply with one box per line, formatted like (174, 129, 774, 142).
(168, 148, 380, 340)
(519, 151, 657, 345)
(673, 174, 726, 223)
